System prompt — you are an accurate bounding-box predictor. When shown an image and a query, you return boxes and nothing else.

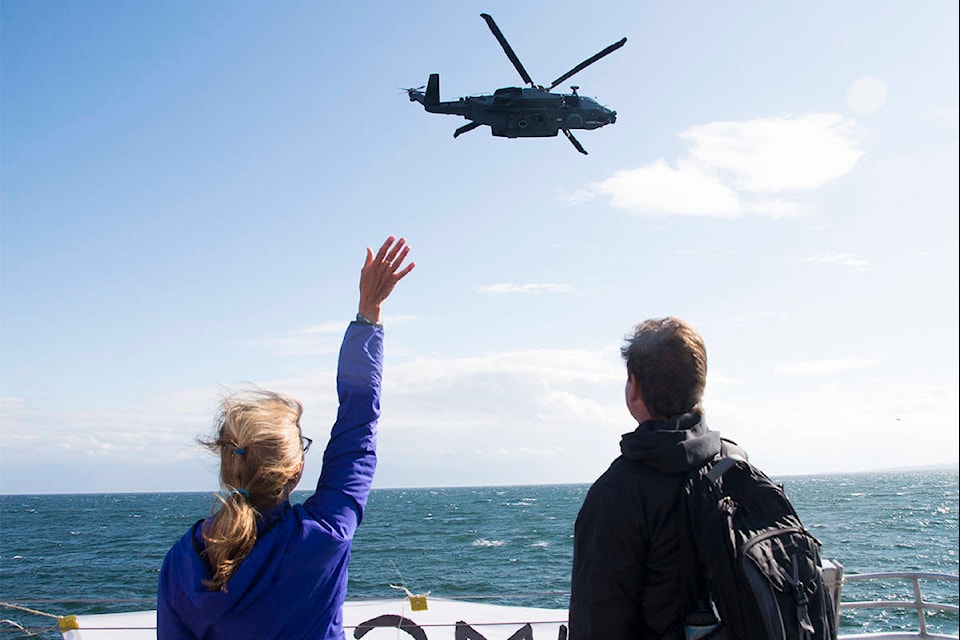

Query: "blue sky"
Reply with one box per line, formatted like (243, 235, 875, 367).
(2, 1, 957, 494)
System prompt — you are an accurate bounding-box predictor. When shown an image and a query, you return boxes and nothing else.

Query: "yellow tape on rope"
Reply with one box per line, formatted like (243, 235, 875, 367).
(59, 614, 80, 631)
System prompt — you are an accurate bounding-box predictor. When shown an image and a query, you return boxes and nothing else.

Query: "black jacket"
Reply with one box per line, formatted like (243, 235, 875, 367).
(569, 412, 722, 639)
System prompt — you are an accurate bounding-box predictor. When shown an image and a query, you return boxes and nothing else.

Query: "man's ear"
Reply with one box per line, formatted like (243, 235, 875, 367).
(626, 375, 654, 423)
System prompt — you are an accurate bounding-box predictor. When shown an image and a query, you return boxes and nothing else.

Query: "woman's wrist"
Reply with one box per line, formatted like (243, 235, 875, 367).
(357, 302, 382, 325)
(355, 312, 382, 326)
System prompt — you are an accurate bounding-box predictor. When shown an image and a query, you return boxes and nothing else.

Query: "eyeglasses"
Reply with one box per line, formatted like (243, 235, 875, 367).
(301, 436, 313, 454)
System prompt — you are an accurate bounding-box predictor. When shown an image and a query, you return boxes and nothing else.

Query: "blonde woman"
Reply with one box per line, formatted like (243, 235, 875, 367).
(157, 236, 414, 639)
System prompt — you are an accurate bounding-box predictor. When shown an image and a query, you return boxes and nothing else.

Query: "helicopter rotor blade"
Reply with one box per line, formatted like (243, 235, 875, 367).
(562, 129, 588, 155)
(453, 121, 484, 138)
(480, 13, 536, 88)
(548, 37, 627, 90)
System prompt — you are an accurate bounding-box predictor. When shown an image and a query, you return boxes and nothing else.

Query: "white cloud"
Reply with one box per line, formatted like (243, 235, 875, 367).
(0, 388, 219, 465)
(717, 310, 788, 325)
(593, 159, 743, 217)
(706, 377, 958, 476)
(477, 283, 572, 294)
(795, 253, 873, 271)
(3, 347, 957, 490)
(681, 114, 863, 192)
(374, 348, 629, 486)
(773, 355, 886, 375)
(243, 315, 420, 356)
(925, 107, 959, 131)
(384, 349, 622, 412)
(0, 348, 629, 478)
(242, 322, 346, 356)
(556, 187, 597, 206)
(847, 77, 888, 115)
(742, 198, 811, 218)
(587, 113, 863, 217)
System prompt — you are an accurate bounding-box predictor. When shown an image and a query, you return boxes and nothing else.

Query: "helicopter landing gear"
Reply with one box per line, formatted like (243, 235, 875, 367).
(562, 129, 588, 155)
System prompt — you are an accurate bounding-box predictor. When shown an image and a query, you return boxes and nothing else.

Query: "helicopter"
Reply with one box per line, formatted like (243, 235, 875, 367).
(407, 13, 626, 155)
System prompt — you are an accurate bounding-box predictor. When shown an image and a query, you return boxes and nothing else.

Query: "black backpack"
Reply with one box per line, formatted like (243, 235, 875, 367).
(679, 444, 838, 640)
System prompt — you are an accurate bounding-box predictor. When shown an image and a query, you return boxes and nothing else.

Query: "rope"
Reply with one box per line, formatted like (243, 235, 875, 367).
(0, 592, 569, 605)
(2, 619, 55, 638)
(0, 602, 59, 619)
(0, 601, 71, 637)
(0, 602, 63, 638)
(6, 598, 154, 603)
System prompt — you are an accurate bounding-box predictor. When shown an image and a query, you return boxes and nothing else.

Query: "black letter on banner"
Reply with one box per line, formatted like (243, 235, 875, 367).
(454, 621, 535, 640)
(354, 614, 428, 640)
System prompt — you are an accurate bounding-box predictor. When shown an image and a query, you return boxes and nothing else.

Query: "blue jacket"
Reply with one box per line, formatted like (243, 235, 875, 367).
(157, 322, 383, 640)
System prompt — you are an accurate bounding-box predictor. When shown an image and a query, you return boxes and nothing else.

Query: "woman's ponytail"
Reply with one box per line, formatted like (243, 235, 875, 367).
(201, 491, 259, 591)
(198, 390, 304, 591)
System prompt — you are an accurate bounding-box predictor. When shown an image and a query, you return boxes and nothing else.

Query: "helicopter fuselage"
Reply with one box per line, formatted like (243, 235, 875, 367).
(406, 13, 625, 154)
(409, 82, 616, 139)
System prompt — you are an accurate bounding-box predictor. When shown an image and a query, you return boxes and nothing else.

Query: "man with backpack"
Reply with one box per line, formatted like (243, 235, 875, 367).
(568, 317, 835, 640)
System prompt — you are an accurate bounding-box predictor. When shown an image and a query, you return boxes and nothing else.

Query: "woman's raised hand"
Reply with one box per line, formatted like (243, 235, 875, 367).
(358, 236, 415, 324)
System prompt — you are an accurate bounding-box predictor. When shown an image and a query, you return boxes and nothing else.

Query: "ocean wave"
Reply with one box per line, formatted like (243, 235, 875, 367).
(472, 538, 505, 547)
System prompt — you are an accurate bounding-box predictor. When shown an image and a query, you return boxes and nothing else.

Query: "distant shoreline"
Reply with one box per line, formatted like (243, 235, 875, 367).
(1, 464, 957, 497)
(775, 462, 960, 477)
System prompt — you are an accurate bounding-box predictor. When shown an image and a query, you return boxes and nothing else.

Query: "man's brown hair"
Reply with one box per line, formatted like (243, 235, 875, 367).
(621, 317, 707, 419)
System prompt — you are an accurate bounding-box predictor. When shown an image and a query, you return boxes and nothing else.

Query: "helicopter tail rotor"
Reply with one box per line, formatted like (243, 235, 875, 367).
(562, 129, 588, 155)
(404, 85, 426, 100)
(548, 37, 627, 91)
(408, 74, 441, 107)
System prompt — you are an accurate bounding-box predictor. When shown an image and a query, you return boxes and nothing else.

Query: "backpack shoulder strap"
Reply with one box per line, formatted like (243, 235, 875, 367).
(719, 437, 747, 461)
(707, 438, 750, 483)
(677, 435, 749, 629)
(705, 455, 744, 484)
(677, 451, 720, 626)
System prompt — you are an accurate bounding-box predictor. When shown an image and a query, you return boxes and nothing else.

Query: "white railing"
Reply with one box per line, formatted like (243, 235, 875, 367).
(836, 571, 959, 640)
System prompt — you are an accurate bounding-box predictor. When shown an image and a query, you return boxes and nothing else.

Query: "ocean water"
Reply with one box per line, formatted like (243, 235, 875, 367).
(1, 470, 956, 639)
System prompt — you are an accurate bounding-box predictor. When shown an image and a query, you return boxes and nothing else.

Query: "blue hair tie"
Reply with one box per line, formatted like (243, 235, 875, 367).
(233, 448, 246, 455)
(234, 488, 249, 498)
